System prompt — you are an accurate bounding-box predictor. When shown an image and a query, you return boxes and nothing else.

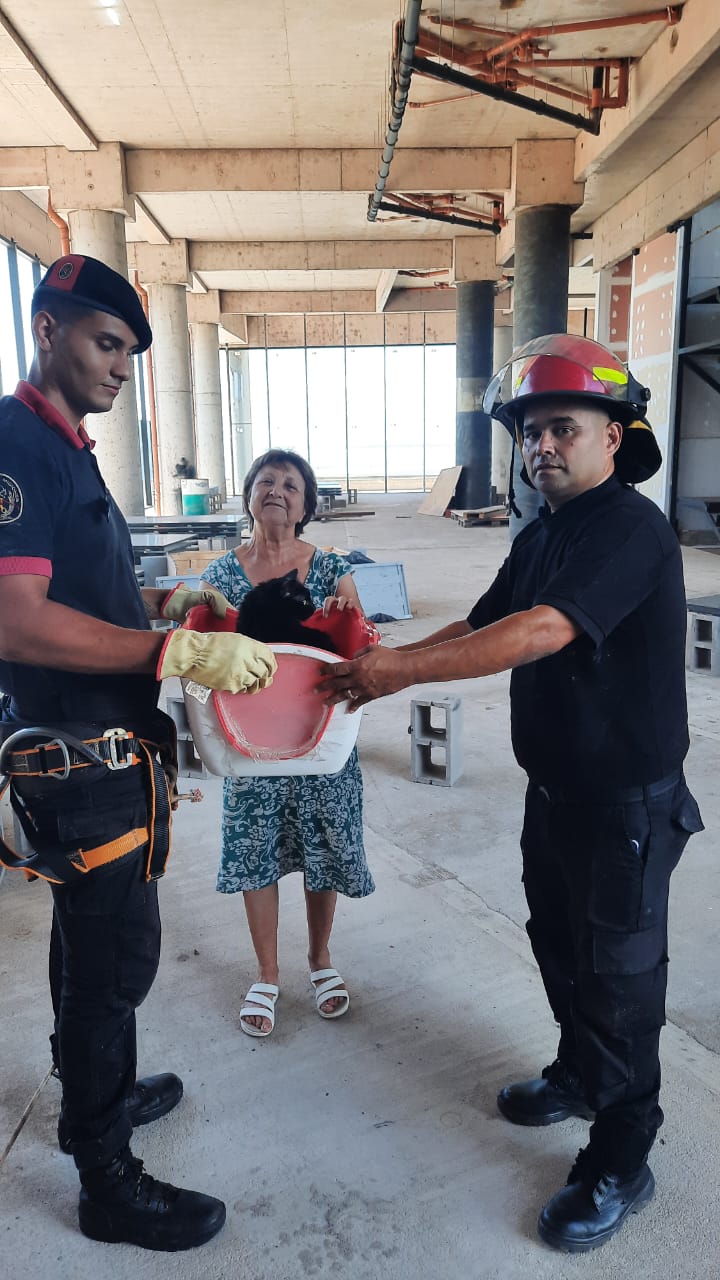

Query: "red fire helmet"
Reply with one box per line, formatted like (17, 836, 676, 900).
(483, 334, 661, 484)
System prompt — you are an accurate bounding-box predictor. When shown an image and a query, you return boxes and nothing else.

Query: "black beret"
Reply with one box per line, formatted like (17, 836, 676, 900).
(32, 254, 152, 353)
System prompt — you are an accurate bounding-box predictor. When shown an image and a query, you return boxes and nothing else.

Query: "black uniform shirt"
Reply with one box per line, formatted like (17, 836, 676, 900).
(0, 383, 158, 721)
(467, 475, 689, 792)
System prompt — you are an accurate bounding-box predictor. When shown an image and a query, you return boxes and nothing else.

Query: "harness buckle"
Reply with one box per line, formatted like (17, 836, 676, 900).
(103, 728, 132, 771)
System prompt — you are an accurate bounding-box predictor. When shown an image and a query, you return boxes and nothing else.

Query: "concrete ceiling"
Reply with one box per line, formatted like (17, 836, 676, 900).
(1, 0, 719, 316)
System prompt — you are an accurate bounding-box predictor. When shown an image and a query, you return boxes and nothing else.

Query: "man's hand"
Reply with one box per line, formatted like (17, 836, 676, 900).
(158, 629, 277, 693)
(161, 582, 231, 623)
(317, 647, 413, 711)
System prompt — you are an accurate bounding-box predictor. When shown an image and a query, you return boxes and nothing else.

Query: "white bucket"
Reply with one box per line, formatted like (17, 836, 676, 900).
(182, 645, 361, 777)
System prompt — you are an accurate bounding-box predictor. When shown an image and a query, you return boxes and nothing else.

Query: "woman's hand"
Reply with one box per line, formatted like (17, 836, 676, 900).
(322, 594, 357, 617)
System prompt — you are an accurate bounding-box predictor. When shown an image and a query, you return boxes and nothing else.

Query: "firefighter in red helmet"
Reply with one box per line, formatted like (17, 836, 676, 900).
(486, 332, 661, 487)
(320, 333, 703, 1253)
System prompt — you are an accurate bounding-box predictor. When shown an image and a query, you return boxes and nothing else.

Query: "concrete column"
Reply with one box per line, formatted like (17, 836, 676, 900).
(510, 204, 571, 535)
(454, 280, 495, 510)
(492, 324, 514, 499)
(190, 321, 226, 501)
(227, 348, 254, 492)
(67, 209, 145, 515)
(148, 283, 195, 515)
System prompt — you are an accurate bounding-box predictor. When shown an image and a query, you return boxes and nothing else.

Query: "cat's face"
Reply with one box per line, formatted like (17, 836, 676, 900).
(248, 463, 306, 534)
(243, 570, 314, 621)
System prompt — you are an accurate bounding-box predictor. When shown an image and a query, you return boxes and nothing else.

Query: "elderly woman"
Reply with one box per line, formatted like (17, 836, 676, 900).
(202, 449, 374, 1036)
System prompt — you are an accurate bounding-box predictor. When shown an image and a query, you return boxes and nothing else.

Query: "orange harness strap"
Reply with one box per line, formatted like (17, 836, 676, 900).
(67, 826, 150, 876)
(0, 729, 175, 886)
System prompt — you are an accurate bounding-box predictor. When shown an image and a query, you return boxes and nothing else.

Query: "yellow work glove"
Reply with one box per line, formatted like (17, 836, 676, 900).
(161, 582, 231, 623)
(157, 629, 277, 693)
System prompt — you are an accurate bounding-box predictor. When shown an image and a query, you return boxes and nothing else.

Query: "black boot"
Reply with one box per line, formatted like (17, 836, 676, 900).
(497, 1060, 594, 1126)
(58, 1072, 183, 1153)
(78, 1147, 226, 1251)
(537, 1145, 655, 1253)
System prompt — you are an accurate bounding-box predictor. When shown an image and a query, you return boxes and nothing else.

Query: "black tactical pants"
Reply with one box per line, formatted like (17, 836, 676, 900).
(521, 773, 703, 1173)
(49, 849, 161, 1170)
(12, 756, 162, 1173)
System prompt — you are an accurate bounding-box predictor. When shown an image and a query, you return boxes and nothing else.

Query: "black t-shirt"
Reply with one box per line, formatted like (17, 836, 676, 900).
(467, 475, 689, 791)
(0, 387, 158, 722)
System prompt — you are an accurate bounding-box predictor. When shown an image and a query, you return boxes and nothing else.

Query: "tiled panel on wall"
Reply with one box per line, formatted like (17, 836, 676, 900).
(596, 256, 631, 361)
(629, 232, 680, 511)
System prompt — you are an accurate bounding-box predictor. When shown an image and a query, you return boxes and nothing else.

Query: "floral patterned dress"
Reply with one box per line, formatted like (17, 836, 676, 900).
(202, 548, 374, 898)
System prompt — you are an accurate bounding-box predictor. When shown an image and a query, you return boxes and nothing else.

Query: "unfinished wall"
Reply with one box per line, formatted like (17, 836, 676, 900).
(675, 199, 720, 537)
(628, 232, 682, 513)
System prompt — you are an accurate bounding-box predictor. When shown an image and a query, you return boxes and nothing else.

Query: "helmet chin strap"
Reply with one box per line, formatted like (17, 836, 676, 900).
(507, 432, 522, 519)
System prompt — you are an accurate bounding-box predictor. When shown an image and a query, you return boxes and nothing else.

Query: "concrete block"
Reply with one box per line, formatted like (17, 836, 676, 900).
(410, 696, 463, 787)
(166, 694, 209, 778)
(686, 610, 720, 676)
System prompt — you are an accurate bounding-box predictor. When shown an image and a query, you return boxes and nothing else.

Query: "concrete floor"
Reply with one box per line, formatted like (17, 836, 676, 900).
(2, 493, 720, 1279)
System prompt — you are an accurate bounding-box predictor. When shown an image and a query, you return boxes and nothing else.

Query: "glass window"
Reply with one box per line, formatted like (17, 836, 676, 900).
(385, 346, 425, 490)
(133, 352, 153, 507)
(241, 338, 457, 495)
(16, 248, 37, 376)
(266, 348, 308, 457)
(307, 347, 347, 482)
(248, 348, 270, 458)
(0, 243, 19, 396)
(345, 347, 384, 491)
(219, 348, 232, 489)
(424, 345, 456, 484)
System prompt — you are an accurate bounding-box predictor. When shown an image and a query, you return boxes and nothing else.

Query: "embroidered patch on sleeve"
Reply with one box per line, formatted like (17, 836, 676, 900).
(0, 475, 24, 524)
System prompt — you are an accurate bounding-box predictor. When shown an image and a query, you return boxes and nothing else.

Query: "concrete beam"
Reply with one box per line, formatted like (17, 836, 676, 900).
(506, 140, 584, 216)
(0, 11, 97, 151)
(495, 220, 515, 267)
(385, 287, 456, 313)
(0, 190, 60, 264)
(132, 196, 171, 246)
(592, 118, 720, 269)
(186, 291, 221, 325)
(452, 238, 501, 283)
(188, 240, 453, 273)
(219, 314, 248, 344)
(46, 143, 133, 217)
(125, 148, 511, 195)
(244, 310, 458, 347)
(376, 270, 397, 313)
(575, 0, 720, 184)
(218, 289, 377, 313)
(129, 238, 190, 286)
(0, 148, 48, 188)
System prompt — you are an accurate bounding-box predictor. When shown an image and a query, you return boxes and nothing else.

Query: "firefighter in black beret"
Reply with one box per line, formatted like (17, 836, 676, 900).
(320, 334, 704, 1253)
(0, 255, 276, 1250)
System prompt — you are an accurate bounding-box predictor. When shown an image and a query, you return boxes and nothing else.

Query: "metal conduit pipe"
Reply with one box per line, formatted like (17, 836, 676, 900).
(47, 196, 70, 255)
(375, 199, 501, 234)
(412, 55, 601, 134)
(367, 0, 423, 223)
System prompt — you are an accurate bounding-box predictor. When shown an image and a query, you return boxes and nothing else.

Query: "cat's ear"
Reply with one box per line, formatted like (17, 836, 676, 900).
(279, 568, 299, 585)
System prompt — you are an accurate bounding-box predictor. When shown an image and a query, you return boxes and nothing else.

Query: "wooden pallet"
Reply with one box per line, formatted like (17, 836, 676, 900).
(450, 505, 509, 528)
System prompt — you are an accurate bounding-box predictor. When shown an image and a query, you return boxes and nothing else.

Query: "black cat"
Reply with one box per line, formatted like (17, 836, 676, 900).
(236, 569, 338, 653)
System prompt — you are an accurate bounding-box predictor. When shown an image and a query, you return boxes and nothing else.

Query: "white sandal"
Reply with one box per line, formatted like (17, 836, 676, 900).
(310, 968, 350, 1020)
(239, 982, 279, 1038)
